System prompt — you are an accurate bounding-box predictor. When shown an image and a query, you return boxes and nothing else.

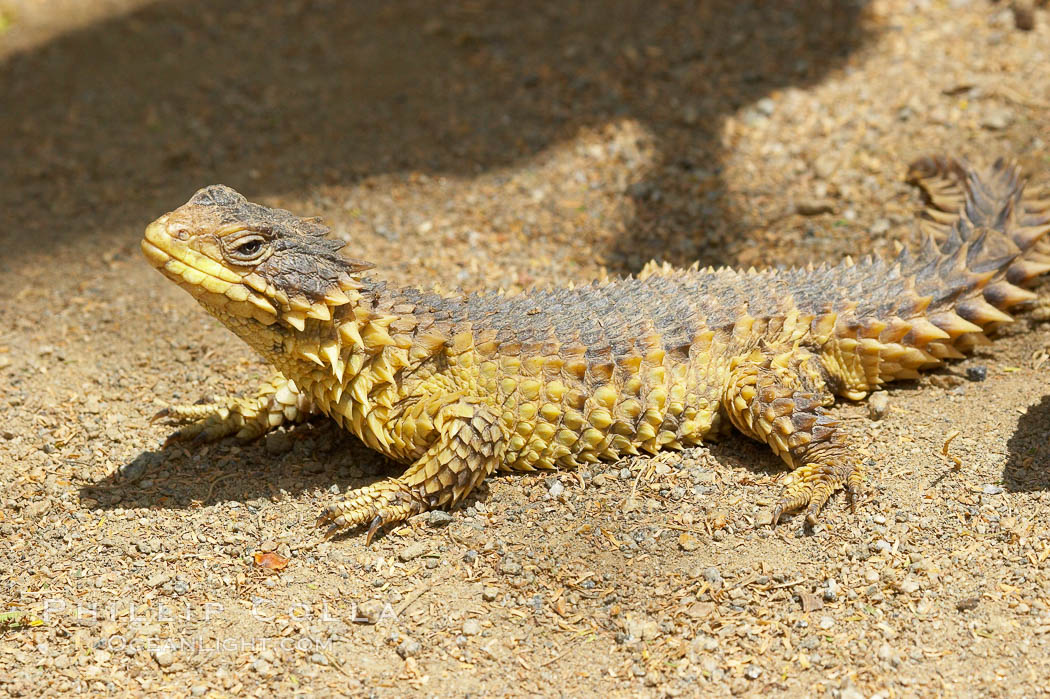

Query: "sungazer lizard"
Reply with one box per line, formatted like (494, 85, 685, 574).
(142, 156, 1050, 541)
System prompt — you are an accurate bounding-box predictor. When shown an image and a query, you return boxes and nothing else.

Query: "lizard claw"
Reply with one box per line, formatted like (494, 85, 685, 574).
(845, 459, 871, 515)
(365, 515, 385, 546)
(316, 479, 427, 544)
(770, 459, 864, 527)
(846, 482, 861, 514)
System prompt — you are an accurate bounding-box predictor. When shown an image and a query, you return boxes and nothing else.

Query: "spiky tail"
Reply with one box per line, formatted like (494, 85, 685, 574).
(900, 155, 1050, 357)
(819, 157, 1050, 398)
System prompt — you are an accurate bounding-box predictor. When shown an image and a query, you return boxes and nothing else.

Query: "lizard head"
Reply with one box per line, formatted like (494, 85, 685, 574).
(142, 185, 373, 332)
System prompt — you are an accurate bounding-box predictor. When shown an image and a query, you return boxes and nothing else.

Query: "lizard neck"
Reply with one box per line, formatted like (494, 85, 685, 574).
(258, 279, 454, 458)
(257, 280, 397, 386)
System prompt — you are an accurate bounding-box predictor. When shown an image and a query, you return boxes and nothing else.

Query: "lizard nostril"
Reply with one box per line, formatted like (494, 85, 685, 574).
(171, 226, 189, 241)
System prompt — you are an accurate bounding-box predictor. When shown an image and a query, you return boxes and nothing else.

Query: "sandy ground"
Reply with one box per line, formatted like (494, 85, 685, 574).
(2, 0, 1050, 696)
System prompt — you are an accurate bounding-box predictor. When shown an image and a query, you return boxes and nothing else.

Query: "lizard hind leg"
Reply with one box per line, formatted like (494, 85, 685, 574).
(317, 402, 505, 543)
(723, 347, 863, 525)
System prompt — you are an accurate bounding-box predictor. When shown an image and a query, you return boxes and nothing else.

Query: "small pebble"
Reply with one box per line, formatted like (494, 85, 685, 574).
(264, 432, 293, 455)
(871, 218, 891, 234)
(981, 107, 1014, 131)
(695, 470, 717, 485)
(462, 619, 482, 636)
(755, 97, 775, 116)
(134, 538, 154, 555)
(965, 366, 987, 382)
(356, 600, 385, 624)
(900, 578, 920, 594)
(625, 615, 661, 641)
(878, 643, 894, 662)
(398, 542, 428, 562)
(1013, 0, 1036, 30)
(153, 648, 174, 668)
(147, 572, 171, 588)
(427, 510, 453, 527)
(868, 391, 890, 420)
(397, 638, 422, 658)
(678, 532, 701, 551)
(119, 461, 146, 482)
(548, 480, 565, 498)
(824, 579, 840, 602)
(814, 153, 838, 179)
(841, 685, 865, 699)
(252, 658, 273, 676)
(796, 199, 835, 216)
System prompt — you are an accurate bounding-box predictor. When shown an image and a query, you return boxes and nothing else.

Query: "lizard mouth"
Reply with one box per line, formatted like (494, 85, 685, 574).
(142, 216, 279, 324)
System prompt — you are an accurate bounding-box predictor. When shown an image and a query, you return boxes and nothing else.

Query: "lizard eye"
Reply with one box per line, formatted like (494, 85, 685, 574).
(225, 234, 268, 263)
(237, 239, 262, 255)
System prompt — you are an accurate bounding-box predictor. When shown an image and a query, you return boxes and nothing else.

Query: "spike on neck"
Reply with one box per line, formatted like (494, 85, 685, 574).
(275, 272, 368, 332)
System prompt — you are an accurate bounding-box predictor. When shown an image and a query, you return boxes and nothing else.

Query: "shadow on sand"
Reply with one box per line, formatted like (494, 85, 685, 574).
(1004, 392, 1050, 492)
(2, 0, 869, 274)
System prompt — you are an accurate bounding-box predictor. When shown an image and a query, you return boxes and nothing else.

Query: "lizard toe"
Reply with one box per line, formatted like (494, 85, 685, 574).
(316, 480, 427, 543)
(772, 459, 863, 526)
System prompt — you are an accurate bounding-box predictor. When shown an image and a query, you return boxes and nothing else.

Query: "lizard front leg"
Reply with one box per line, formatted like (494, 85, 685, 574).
(723, 347, 863, 525)
(154, 372, 316, 442)
(317, 401, 506, 543)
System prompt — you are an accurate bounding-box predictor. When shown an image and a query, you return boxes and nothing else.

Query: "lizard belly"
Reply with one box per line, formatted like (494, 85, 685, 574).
(498, 360, 725, 472)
